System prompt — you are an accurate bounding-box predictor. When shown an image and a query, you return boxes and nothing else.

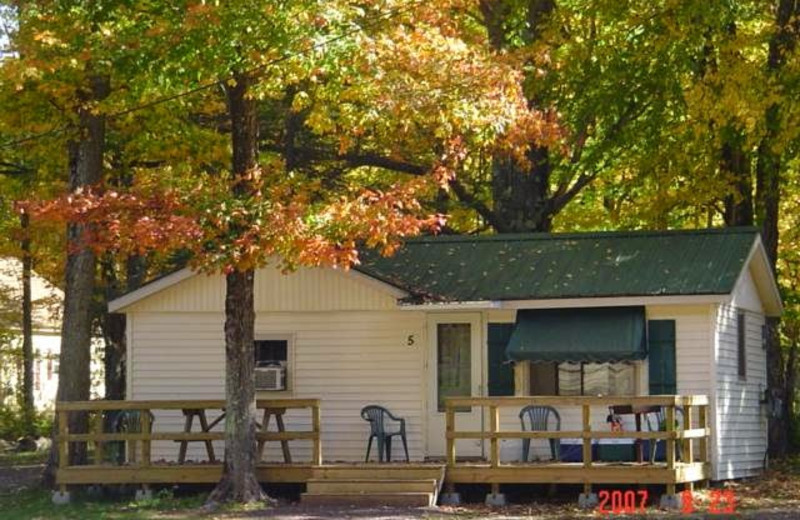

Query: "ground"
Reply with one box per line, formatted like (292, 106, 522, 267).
(1, 455, 799, 519)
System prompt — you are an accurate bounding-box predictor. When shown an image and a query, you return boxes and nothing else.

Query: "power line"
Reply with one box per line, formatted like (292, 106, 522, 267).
(0, 1, 420, 151)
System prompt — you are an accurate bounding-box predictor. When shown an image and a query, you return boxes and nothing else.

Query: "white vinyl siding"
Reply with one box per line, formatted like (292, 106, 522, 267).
(714, 303, 767, 479)
(125, 265, 400, 313)
(129, 310, 425, 463)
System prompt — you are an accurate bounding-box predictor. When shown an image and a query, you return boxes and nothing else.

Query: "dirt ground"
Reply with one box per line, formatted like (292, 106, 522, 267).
(0, 463, 42, 495)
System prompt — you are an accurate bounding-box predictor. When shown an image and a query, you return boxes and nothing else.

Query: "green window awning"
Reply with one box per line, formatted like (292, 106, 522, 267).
(506, 307, 647, 363)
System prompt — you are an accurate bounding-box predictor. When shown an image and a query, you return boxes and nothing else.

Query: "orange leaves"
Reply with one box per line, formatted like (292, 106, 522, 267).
(24, 169, 444, 275)
(24, 186, 202, 256)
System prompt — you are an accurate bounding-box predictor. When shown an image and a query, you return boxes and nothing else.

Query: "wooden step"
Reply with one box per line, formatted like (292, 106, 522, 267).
(301, 492, 434, 507)
(306, 478, 437, 494)
(311, 465, 444, 481)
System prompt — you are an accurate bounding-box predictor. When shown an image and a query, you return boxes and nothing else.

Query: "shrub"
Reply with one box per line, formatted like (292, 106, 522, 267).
(0, 405, 53, 442)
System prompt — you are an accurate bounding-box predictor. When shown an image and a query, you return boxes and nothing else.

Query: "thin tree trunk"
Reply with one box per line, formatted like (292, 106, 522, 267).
(100, 255, 125, 401)
(43, 74, 109, 485)
(207, 71, 265, 504)
(20, 210, 35, 437)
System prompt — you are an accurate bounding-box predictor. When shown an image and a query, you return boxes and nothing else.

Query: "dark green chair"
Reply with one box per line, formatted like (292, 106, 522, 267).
(520, 405, 561, 462)
(361, 405, 409, 462)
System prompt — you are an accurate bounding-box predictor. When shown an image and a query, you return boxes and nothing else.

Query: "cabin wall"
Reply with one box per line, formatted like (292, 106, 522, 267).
(714, 302, 767, 480)
(126, 266, 427, 463)
(128, 310, 426, 463)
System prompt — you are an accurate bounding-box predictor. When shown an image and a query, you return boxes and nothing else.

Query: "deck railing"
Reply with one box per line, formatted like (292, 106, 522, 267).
(444, 395, 710, 494)
(55, 399, 321, 492)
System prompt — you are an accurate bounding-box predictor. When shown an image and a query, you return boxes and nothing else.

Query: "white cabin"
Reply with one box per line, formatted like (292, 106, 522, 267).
(110, 228, 781, 480)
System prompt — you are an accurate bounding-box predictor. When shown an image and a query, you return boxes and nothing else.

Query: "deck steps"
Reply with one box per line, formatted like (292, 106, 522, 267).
(301, 465, 445, 507)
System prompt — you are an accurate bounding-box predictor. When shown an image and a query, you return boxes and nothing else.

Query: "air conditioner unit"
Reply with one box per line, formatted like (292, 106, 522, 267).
(255, 366, 285, 391)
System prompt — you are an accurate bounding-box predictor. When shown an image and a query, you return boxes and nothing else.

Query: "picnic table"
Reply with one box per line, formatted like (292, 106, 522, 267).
(177, 407, 292, 463)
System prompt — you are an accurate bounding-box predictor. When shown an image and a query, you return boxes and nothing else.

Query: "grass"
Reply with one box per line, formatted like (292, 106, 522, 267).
(0, 488, 206, 520)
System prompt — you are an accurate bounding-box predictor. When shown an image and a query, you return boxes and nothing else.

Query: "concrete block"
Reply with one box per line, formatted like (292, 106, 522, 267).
(578, 492, 598, 509)
(438, 492, 461, 505)
(485, 492, 507, 506)
(135, 488, 153, 501)
(659, 493, 681, 509)
(51, 491, 71, 505)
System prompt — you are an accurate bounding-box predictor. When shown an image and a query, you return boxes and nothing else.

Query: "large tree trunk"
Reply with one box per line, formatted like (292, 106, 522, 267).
(720, 130, 753, 227)
(491, 147, 554, 232)
(754, 0, 798, 459)
(207, 72, 265, 505)
(43, 74, 109, 485)
(20, 211, 35, 435)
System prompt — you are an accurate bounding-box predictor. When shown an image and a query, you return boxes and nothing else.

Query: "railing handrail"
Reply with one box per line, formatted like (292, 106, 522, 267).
(444, 395, 709, 407)
(442, 393, 710, 487)
(55, 397, 323, 490)
(55, 398, 321, 411)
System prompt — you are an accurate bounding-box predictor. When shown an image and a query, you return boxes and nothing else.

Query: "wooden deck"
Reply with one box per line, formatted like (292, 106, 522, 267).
(54, 395, 711, 499)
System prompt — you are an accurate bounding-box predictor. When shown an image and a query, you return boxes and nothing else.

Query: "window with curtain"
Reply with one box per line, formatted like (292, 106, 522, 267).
(530, 362, 636, 396)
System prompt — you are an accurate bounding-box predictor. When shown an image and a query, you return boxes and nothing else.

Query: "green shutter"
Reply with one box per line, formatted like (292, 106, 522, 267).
(488, 323, 515, 396)
(648, 320, 676, 395)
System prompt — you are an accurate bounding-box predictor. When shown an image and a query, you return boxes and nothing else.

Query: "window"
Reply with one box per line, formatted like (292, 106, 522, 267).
(437, 323, 472, 412)
(254, 338, 290, 389)
(530, 362, 636, 396)
(255, 339, 288, 367)
(737, 312, 747, 379)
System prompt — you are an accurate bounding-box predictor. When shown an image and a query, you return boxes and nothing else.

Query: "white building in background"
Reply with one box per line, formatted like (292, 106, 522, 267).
(0, 257, 102, 411)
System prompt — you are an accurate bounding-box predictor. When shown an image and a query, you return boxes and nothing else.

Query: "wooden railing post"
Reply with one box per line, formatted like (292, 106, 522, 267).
(683, 404, 694, 464)
(140, 409, 151, 466)
(94, 412, 104, 465)
(665, 404, 676, 496)
(490, 405, 500, 468)
(582, 403, 592, 496)
(446, 404, 456, 467)
(698, 405, 708, 464)
(582, 404, 591, 468)
(312, 403, 322, 465)
(57, 409, 68, 494)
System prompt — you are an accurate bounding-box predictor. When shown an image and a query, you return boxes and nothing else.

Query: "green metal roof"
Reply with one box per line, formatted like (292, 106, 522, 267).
(356, 228, 759, 303)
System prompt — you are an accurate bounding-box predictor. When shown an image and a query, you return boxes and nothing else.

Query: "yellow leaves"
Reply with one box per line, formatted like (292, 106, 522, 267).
(291, 91, 311, 112)
(32, 30, 60, 46)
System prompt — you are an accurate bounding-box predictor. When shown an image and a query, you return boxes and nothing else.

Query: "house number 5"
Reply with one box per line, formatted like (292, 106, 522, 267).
(407, 334, 415, 346)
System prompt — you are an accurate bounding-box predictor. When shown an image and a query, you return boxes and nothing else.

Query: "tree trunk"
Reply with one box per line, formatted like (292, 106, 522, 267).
(43, 74, 109, 485)
(720, 130, 753, 227)
(100, 255, 125, 401)
(20, 211, 35, 436)
(207, 72, 265, 505)
(491, 147, 554, 232)
(754, 0, 798, 459)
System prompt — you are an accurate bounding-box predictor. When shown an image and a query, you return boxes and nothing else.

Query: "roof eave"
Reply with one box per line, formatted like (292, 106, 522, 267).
(741, 236, 783, 317)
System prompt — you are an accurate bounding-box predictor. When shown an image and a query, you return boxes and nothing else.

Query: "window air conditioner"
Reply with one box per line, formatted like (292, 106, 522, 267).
(255, 365, 285, 391)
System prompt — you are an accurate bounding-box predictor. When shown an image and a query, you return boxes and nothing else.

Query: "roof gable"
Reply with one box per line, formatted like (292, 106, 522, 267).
(357, 228, 772, 305)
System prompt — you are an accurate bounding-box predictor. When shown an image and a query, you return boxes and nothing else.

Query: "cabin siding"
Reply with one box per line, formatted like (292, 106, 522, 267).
(714, 303, 767, 480)
(129, 309, 425, 462)
(125, 266, 400, 313)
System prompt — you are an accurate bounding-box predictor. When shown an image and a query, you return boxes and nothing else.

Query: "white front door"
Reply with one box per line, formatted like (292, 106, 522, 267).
(426, 313, 483, 458)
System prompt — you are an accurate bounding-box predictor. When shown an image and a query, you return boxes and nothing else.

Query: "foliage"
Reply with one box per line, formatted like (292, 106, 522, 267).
(0, 404, 52, 441)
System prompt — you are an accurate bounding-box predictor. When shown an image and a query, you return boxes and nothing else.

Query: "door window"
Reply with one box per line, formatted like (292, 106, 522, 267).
(437, 323, 472, 412)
